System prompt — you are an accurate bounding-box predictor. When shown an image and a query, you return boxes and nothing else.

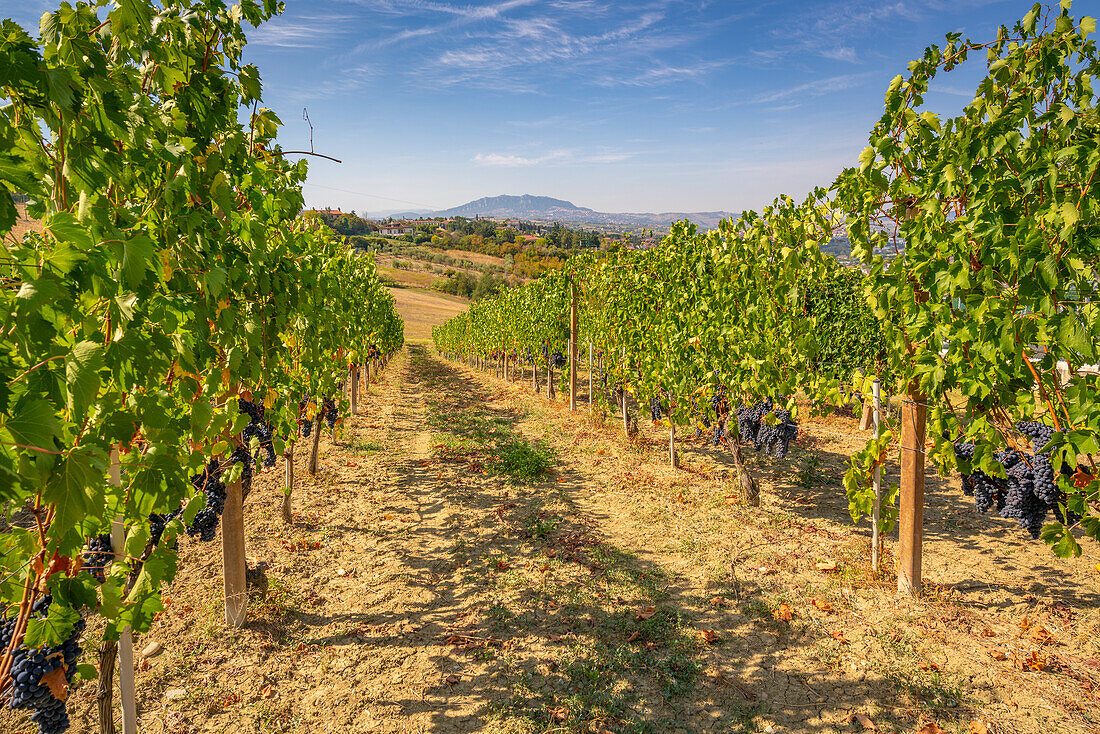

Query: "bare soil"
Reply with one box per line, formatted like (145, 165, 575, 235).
(7, 347, 1098, 734)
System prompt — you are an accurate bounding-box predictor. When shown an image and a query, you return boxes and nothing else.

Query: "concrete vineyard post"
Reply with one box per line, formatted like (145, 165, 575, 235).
(898, 386, 927, 595)
(222, 475, 247, 627)
(569, 281, 578, 412)
(872, 379, 882, 571)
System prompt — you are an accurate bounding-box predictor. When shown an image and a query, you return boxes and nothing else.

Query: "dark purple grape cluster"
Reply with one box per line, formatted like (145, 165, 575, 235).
(81, 533, 113, 582)
(6, 596, 84, 734)
(953, 421, 1068, 538)
(708, 387, 729, 420)
(712, 421, 726, 447)
(735, 398, 772, 444)
(239, 397, 276, 468)
(148, 512, 176, 547)
(649, 397, 664, 422)
(753, 407, 799, 459)
(728, 399, 799, 458)
(231, 445, 254, 497)
(186, 460, 228, 542)
(551, 350, 566, 369)
(299, 399, 313, 437)
(951, 441, 1007, 512)
(321, 397, 337, 430)
(1016, 420, 1054, 450)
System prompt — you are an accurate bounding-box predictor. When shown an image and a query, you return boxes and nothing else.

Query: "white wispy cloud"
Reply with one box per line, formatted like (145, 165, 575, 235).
(285, 64, 378, 101)
(820, 46, 857, 63)
(754, 72, 874, 104)
(929, 83, 975, 97)
(595, 60, 730, 87)
(750, 0, 943, 64)
(250, 15, 355, 48)
(473, 149, 633, 166)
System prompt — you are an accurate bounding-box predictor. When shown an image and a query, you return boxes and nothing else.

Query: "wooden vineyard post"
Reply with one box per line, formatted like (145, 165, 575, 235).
(350, 366, 358, 416)
(871, 379, 882, 571)
(102, 451, 138, 734)
(898, 385, 927, 595)
(546, 343, 554, 400)
(859, 399, 874, 430)
(308, 413, 322, 475)
(332, 377, 345, 443)
(588, 341, 593, 408)
(621, 388, 628, 435)
(668, 399, 678, 469)
(569, 281, 578, 412)
(533, 356, 538, 393)
(222, 475, 247, 627)
(897, 200, 927, 597)
(621, 348, 629, 436)
(282, 440, 294, 524)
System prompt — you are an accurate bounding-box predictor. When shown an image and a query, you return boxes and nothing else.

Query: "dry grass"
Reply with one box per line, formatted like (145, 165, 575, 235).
(388, 285, 468, 343)
(442, 249, 507, 268)
(9, 347, 1096, 734)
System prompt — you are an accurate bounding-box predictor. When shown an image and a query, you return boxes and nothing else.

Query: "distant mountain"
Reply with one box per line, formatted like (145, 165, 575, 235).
(400, 194, 733, 230)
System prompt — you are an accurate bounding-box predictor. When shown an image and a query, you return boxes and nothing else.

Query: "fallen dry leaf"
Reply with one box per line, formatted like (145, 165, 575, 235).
(260, 685, 273, 699)
(915, 724, 946, 734)
(699, 629, 717, 644)
(979, 627, 996, 638)
(968, 721, 989, 734)
(811, 598, 834, 612)
(1020, 650, 1047, 671)
(444, 674, 461, 685)
(773, 603, 794, 622)
(849, 712, 876, 730)
(627, 631, 640, 643)
(637, 606, 657, 620)
(990, 650, 1008, 661)
(1029, 627, 1056, 644)
(830, 630, 849, 644)
(710, 596, 727, 606)
(816, 560, 838, 572)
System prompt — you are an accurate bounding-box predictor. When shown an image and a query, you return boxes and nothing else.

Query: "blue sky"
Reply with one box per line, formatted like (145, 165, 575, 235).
(2, 0, 1056, 214)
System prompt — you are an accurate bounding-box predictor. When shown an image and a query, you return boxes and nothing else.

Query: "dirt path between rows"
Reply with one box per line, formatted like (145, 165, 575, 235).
(24, 345, 1098, 734)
